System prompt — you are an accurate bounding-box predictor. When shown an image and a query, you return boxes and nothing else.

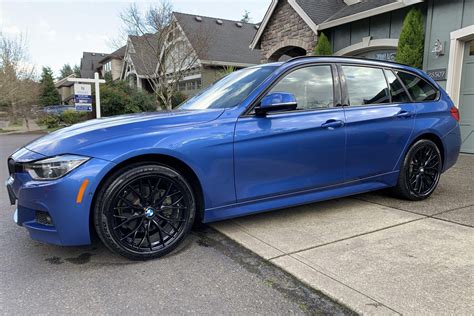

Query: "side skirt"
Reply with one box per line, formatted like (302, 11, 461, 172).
(203, 171, 399, 223)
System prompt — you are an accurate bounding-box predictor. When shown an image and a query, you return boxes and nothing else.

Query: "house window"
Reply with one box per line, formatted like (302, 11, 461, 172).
(469, 40, 474, 56)
(187, 80, 196, 90)
(103, 62, 112, 73)
(178, 81, 186, 91)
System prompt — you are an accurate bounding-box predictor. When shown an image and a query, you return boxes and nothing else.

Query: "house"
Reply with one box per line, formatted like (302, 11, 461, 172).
(120, 12, 261, 96)
(253, 0, 474, 153)
(97, 46, 126, 81)
(79, 51, 108, 79)
(55, 74, 76, 105)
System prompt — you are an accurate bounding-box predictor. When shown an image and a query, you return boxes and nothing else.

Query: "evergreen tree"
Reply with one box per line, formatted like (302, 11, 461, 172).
(241, 10, 251, 23)
(314, 32, 332, 56)
(395, 8, 424, 68)
(58, 64, 73, 79)
(39, 67, 60, 106)
(73, 65, 81, 77)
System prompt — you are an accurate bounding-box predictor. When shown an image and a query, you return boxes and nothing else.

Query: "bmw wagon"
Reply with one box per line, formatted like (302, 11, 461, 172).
(6, 57, 461, 260)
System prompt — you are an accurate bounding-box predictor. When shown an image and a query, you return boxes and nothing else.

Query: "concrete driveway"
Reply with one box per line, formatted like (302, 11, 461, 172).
(213, 154, 474, 315)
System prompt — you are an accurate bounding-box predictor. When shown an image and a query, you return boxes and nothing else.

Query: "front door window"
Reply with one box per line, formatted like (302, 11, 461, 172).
(268, 65, 334, 110)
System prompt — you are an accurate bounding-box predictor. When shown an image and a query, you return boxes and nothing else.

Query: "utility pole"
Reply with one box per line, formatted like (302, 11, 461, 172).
(67, 72, 106, 118)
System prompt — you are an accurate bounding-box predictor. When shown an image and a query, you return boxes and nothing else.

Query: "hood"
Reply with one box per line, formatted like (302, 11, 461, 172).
(25, 109, 224, 157)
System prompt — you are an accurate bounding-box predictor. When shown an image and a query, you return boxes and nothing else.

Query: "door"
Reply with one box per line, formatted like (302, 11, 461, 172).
(341, 65, 415, 180)
(234, 64, 346, 202)
(460, 40, 474, 153)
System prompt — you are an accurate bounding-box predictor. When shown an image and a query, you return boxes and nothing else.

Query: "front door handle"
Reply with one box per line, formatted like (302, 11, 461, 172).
(396, 111, 413, 118)
(321, 119, 345, 129)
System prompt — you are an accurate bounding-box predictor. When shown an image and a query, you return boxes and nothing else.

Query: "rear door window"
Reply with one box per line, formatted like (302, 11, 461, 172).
(384, 70, 411, 103)
(342, 66, 390, 106)
(396, 71, 438, 102)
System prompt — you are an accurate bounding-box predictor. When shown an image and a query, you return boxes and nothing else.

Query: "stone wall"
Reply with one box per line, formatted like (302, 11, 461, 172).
(259, 0, 317, 62)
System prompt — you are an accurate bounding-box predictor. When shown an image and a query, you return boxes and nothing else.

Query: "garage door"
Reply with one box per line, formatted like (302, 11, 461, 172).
(460, 40, 474, 153)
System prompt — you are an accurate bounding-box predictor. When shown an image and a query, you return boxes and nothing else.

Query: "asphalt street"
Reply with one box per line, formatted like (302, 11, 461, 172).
(0, 133, 350, 315)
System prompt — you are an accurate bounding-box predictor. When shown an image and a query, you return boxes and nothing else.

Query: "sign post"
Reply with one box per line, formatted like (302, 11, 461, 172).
(68, 72, 106, 118)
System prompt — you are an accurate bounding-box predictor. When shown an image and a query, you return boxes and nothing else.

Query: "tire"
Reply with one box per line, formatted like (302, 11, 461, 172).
(392, 139, 442, 201)
(93, 163, 196, 260)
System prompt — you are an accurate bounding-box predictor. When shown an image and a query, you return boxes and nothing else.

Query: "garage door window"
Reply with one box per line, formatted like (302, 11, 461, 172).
(396, 71, 438, 102)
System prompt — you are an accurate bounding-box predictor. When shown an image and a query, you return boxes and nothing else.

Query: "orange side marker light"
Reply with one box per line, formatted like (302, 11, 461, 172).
(76, 179, 90, 204)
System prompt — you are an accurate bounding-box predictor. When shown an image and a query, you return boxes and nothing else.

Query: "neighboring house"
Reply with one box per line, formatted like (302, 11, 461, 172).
(252, 0, 424, 62)
(253, 0, 474, 154)
(80, 51, 108, 79)
(97, 46, 126, 81)
(121, 12, 261, 96)
(55, 74, 76, 105)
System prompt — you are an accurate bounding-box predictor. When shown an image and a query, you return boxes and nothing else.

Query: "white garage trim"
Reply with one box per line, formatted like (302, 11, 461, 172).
(446, 25, 474, 107)
(334, 37, 399, 56)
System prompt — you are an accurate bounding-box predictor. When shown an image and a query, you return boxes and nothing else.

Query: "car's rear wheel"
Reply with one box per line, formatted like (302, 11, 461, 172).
(392, 139, 442, 201)
(94, 163, 195, 260)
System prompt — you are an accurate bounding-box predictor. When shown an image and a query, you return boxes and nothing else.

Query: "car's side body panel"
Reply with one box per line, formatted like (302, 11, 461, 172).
(343, 103, 416, 181)
(234, 108, 346, 202)
(6, 57, 461, 246)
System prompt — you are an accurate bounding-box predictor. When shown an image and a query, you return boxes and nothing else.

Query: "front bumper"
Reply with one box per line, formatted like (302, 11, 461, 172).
(6, 148, 115, 246)
(6, 176, 16, 205)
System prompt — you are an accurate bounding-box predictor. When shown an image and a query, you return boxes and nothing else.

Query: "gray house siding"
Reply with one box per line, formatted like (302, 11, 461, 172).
(423, 0, 474, 88)
(328, 7, 415, 54)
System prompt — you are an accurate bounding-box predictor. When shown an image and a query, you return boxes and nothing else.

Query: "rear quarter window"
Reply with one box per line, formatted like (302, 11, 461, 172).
(396, 71, 439, 102)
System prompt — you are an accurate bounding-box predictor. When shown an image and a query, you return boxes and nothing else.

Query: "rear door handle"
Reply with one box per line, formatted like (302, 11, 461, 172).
(321, 119, 345, 129)
(396, 111, 413, 118)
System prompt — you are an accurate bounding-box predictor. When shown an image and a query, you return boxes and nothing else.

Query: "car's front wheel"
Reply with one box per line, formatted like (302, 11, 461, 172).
(392, 139, 442, 201)
(94, 163, 196, 260)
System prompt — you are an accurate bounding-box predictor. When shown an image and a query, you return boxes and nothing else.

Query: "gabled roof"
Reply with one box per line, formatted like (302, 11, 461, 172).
(98, 45, 126, 64)
(80, 52, 108, 78)
(55, 74, 76, 88)
(128, 33, 160, 77)
(173, 12, 260, 66)
(295, 0, 346, 25)
(251, 0, 423, 49)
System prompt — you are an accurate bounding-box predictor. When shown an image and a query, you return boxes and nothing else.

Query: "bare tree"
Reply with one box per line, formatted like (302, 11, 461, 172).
(120, 1, 208, 110)
(0, 33, 39, 129)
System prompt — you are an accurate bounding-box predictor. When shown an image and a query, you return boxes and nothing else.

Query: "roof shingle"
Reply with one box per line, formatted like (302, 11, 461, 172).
(173, 12, 261, 65)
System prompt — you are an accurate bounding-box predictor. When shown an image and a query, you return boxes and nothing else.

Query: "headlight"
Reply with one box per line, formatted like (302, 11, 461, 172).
(23, 155, 90, 180)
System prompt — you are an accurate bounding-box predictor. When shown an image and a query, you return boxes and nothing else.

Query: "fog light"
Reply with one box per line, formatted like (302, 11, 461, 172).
(35, 211, 53, 226)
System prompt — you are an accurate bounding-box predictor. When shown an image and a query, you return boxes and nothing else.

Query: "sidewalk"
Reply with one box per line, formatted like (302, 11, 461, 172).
(212, 154, 473, 315)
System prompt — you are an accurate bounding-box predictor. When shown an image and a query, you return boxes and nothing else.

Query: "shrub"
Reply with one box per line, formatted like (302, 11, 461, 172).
(314, 32, 332, 56)
(396, 8, 425, 68)
(60, 110, 88, 125)
(38, 115, 60, 129)
(101, 81, 156, 116)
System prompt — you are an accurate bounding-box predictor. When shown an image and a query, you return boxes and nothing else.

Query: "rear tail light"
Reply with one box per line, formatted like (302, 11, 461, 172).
(450, 106, 460, 122)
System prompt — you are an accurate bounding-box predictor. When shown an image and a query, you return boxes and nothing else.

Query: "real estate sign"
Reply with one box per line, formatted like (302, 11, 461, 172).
(74, 83, 93, 112)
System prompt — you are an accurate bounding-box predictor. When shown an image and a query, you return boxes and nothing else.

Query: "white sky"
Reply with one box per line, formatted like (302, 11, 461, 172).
(0, 0, 271, 77)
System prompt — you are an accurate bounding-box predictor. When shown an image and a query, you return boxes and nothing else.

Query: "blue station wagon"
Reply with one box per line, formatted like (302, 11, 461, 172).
(6, 57, 461, 260)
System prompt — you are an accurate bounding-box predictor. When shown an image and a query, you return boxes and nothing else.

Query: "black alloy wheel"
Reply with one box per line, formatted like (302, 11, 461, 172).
(393, 139, 442, 201)
(94, 163, 196, 260)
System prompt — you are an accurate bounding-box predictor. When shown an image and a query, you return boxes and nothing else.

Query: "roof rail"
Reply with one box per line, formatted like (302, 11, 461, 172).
(284, 55, 410, 68)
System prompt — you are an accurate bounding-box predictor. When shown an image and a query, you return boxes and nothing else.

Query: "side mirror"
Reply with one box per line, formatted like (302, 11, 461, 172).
(255, 92, 297, 116)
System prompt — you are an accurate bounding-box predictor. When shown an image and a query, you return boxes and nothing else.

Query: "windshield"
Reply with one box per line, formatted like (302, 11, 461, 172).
(178, 65, 278, 110)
